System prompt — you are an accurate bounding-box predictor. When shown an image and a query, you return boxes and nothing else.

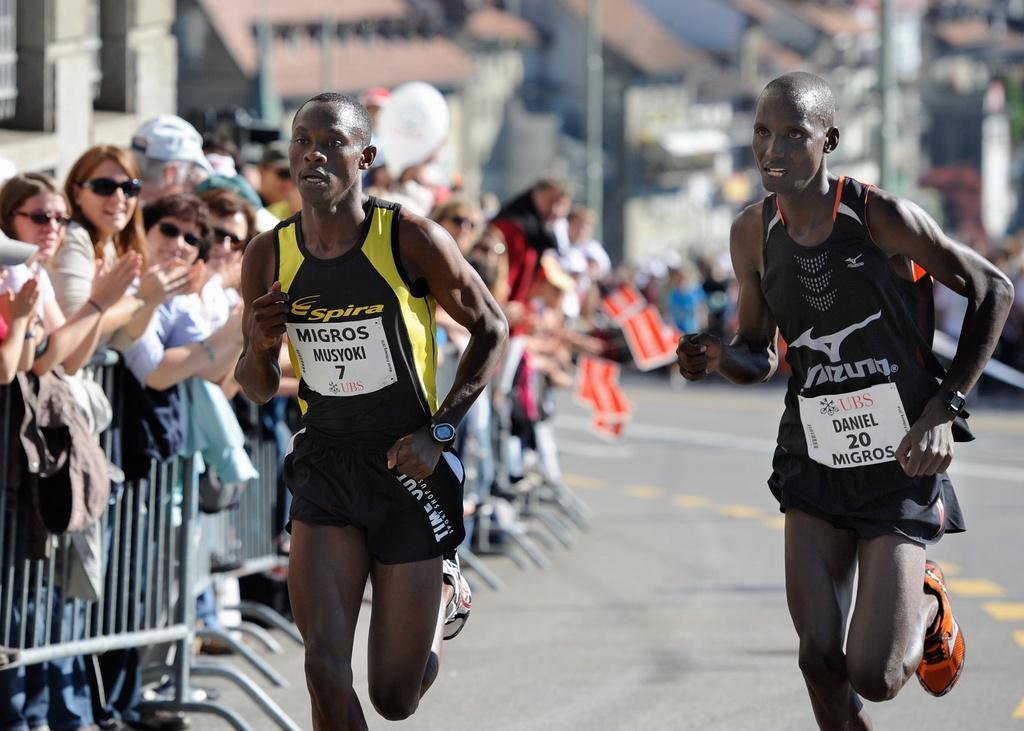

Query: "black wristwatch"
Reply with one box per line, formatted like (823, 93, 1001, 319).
(940, 390, 968, 417)
(429, 422, 457, 447)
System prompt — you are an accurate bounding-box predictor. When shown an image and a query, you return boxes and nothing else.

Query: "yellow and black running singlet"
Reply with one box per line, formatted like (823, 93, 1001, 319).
(275, 197, 438, 442)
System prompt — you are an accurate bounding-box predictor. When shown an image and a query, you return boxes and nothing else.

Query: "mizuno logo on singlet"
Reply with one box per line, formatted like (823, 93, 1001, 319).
(290, 295, 385, 322)
(789, 310, 898, 389)
(788, 311, 882, 362)
(845, 254, 865, 268)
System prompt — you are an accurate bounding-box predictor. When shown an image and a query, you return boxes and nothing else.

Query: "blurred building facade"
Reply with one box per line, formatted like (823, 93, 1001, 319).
(175, 0, 536, 200)
(1, 0, 1016, 261)
(0, 0, 178, 178)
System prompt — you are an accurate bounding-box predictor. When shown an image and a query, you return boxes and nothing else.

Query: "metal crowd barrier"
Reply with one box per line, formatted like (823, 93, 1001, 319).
(0, 360, 188, 668)
(0, 355, 301, 731)
(193, 404, 304, 698)
(0, 339, 595, 728)
(455, 337, 593, 580)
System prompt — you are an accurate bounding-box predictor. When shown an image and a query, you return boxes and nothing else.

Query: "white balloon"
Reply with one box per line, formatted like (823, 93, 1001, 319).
(375, 82, 450, 178)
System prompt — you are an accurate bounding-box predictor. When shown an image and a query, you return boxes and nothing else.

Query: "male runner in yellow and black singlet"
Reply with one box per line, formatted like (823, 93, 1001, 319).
(235, 92, 507, 730)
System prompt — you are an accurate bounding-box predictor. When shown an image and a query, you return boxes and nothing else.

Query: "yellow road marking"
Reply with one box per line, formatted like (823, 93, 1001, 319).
(1013, 631, 1024, 649)
(625, 485, 664, 499)
(983, 603, 1024, 621)
(932, 561, 961, 577)
(947, 579, 1006, 598)
(562, 473, 603, 489)
(717, 504, 765, 519)
(1014, 697, 1024, 719)
(761, 517, 786, 531)
(673, 495, 712, 508)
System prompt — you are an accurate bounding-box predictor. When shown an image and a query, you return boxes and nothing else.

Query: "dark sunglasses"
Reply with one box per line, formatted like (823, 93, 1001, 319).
(16, 210, 71, 227)
(213, 226, 245, 249)
(79, 177, 142, 198)
(157, 221, 203, 248)
(449, 215, 477, 230)
(274, 168, 292, 181)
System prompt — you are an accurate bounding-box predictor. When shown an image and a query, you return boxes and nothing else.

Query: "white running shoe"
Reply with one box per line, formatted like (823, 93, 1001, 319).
(442, 553, 471, 640)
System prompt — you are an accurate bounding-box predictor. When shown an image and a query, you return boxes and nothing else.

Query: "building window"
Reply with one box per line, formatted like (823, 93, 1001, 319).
(86, 0, 102, 101)
(0, 0, 16, 120)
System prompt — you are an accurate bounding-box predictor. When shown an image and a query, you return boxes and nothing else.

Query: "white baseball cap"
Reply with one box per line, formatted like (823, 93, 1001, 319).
(0, 229, 38, 266)
(132, 115, 213, 174)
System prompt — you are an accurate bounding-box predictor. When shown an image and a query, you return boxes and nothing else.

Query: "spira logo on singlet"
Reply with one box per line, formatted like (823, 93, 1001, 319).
(788, 310, 897, 388)
(290, 295, 384, 322)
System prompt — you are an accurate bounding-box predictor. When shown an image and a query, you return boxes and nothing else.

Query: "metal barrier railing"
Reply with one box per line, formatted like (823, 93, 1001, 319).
(0, 341, 593, 730)
(0, 356, 300, 731)
(202, 420, 284, 579)
(0, 362, 188, 668)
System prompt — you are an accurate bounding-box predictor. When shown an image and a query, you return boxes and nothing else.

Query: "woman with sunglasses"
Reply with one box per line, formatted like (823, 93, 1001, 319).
(0, 173, 141, 731)
(121, 194, 243, 392)
(55, 146, 189, 348)
(0, 173, 139, 376)
(430, 198, 482, 256)
(198, 188, 255, 330)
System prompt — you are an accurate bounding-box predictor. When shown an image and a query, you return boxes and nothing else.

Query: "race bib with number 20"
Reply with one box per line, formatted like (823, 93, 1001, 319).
(798, 383, 910, 469)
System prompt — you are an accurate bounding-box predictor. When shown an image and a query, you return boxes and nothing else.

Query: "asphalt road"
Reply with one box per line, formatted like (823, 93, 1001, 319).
(201, 376, 1024, 730)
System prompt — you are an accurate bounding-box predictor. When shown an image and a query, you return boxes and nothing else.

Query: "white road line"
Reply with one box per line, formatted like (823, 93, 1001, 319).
(555, 415, 1023, 482)
(556, 438, 637, 459)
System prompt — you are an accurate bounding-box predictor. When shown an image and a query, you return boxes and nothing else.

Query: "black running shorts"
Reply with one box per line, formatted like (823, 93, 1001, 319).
(768, 451, 965, 544)
(283, 429, 466, 564)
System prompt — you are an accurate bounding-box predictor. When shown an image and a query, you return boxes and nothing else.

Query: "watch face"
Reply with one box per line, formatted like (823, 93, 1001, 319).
(432, 423, 456, 443)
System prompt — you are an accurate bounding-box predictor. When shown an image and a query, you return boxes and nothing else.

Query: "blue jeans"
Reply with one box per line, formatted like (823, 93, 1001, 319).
(0, 590, 94, 731)
(89, 482, 148, 727)
(195, 584, 219, 630)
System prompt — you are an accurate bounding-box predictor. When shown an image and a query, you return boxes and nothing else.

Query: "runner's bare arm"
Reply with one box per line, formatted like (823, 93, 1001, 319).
(865, 188, 1014, 398)
(867, 188, 1014, 476)
(235, 231, 289, 404)
(386, 214, 508, 480)
(399, 214, 508, 427)
(677, 203, 779, 384)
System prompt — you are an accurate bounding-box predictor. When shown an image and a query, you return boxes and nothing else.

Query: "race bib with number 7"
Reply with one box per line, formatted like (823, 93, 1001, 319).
(287, 317, 398, 397)
(797, 383, 911, 469)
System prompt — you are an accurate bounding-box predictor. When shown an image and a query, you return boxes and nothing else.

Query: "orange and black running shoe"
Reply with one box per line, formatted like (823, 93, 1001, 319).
(916, 560, 966, 697)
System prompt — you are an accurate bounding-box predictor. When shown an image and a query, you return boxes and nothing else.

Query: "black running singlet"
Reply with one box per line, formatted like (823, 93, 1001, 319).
(275, 197, 438, 443)
(761, 176, 941, 470)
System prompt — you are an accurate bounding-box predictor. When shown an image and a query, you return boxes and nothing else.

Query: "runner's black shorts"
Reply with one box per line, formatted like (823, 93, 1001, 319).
(283, 428, 466, 563)
(768, 450, 965, 544)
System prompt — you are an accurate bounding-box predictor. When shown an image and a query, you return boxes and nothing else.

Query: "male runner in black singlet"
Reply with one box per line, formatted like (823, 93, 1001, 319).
(235, 93, 507, 730)
(677, 73, 1013, 729)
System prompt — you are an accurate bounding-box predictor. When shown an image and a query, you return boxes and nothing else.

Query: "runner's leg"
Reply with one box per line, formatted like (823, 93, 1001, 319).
(845, 534, 939, 701)
(366, 556, 452, 721)
(288, 521, 371, 731)
(785, 509, 871, 730)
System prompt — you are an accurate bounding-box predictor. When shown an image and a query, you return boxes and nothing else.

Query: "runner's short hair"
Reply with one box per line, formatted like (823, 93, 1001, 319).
(296, 93, 372, 147)
(761, 72, 835, 128)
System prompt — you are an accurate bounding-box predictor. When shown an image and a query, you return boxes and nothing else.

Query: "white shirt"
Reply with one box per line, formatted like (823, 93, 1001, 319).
(1, 263, 55, 320)
(200, 273, 238, 332)
(123, 293, 212, 384)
